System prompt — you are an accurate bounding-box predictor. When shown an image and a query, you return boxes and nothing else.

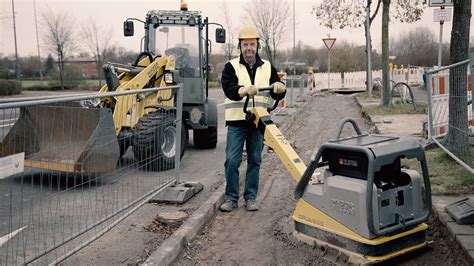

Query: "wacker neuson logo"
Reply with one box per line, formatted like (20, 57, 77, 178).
(331, 198, 355, 216)
(338, 158, 359, 167)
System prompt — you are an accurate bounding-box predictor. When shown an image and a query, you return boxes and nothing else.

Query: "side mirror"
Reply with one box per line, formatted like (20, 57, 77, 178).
(124, 21, 134, 37)
(215, 28, 226, 43)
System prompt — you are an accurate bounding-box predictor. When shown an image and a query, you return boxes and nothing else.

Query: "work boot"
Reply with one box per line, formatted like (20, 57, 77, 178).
(220, 200, 237, 212)
(245, 199, 259, 211)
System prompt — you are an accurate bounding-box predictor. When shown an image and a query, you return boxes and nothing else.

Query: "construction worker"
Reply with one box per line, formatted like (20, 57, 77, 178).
(307, 67, 315, 93)
(220, 25, 286, 212)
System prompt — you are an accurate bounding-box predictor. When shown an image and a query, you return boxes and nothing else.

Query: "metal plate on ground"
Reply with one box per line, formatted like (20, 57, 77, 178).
(150, 182, 204, 204)
(445, 197, 474, 225)
(333, 88, 366, 94)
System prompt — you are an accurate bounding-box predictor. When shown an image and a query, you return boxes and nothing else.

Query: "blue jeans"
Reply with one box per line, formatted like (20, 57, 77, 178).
(224, 125, 264, 202)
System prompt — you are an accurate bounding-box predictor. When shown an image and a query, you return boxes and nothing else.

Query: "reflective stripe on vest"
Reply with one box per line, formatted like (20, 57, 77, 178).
(225, 57, 272, 121)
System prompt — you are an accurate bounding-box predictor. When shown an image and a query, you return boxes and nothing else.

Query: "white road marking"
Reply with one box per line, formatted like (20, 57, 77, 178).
(0, 123, 15, 128)
(0, 118, 17, 123)
(0, 225, 28, 247)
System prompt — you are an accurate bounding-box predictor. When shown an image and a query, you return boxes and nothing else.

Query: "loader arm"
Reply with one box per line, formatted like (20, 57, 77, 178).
(99, 55, 176, 135)
(246, 98, 306, 183)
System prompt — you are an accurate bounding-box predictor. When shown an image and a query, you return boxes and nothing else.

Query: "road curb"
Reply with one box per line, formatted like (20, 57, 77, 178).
(144, 185, 225, 265)
(144, 95, 311, 265)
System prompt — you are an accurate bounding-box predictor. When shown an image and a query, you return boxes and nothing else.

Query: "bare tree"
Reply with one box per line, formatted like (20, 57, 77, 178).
(220, 0, 236, 60)
(446, 0, 471, 158)
(391, 26, 449, 67)
(313, 0, 424, 106)
(41, 8, 77, 89)
(243, 0, 291, 64)
(81, 18, 113, 85)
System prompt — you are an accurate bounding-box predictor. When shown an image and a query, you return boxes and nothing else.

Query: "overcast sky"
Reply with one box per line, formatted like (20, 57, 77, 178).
(0, 0, 471, 58)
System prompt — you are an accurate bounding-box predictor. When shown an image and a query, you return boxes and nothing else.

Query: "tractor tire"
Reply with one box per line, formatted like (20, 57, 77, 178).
(193, 126, 217, 149)
(193, 99, 218, 149)
(132, 112, 186, 171)
(118, 138, 130, 158)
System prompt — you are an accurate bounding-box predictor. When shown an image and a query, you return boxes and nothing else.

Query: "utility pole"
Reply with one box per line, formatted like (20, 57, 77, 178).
(33, 0, 43, 85)
(366, 0, 373, 100)
(292, 0, 296, 99)
(12, 0, 20, 81)
(293, 0, 296, 75)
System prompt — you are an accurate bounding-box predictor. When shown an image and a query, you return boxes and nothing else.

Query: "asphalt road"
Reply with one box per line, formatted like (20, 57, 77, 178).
(0, 88, 227, 265)
(0, 85, 308, 265)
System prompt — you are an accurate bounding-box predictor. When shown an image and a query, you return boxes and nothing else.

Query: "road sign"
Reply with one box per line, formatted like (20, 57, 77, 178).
(429, 0, 453, 7)
(322, 38, 336, 51)
(434, 8, 452, 22)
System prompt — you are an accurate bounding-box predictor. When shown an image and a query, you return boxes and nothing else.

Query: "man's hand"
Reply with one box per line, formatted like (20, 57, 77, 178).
(238, 85, 259, 97)
(272, 82, 286, 94)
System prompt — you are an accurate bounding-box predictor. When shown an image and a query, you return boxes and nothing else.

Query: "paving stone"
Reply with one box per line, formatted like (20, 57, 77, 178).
(436, 211, 454, 226)
(446, 221, 474, 236)
(157, 211, 188, 224)
(457, 235, 474, 252)
(468, 251, 474, 265)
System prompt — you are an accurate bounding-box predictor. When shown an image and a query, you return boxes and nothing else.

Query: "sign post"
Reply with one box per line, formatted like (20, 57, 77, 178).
(430, 0, 453, 67)
(322, 37, 336, 90)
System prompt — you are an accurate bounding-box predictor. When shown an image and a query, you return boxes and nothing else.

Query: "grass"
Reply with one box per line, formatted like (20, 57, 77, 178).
(362, 102, 427, 115)
(21, 79, 104, 89)
(402, 148, 474, 195)
(355, 92, 427, 115)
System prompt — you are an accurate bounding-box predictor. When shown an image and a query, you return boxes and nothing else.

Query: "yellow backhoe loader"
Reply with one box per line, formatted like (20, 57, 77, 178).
(0, 3, 226, 173)
(245, 89, 432, 264)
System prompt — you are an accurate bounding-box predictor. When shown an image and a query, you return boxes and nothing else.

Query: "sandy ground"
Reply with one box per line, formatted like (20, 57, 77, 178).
(173, 92, 470, 265)
(58, 91, 470, 265)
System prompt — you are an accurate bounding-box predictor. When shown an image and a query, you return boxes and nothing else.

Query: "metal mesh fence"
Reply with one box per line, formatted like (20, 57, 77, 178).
(0, 86, 183, 264)
(426, 60, 473, 173)
(283, 75, 306, 108)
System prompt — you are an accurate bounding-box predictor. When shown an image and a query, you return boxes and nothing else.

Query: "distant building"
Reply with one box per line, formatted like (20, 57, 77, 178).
(55, 57, 98, 79)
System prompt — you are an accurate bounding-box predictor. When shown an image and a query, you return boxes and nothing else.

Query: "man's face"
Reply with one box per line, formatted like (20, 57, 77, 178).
(240, 38, 258, 62)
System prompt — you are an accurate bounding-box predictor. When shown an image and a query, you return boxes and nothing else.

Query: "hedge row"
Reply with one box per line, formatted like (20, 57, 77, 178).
(0, 80, 22, 96)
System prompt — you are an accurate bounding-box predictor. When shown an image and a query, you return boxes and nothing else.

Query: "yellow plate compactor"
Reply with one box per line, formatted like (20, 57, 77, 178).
(244, 90, 431, 264)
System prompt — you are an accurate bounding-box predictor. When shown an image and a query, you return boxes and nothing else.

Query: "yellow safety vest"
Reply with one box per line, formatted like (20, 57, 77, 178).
(225, 58, 273, 121)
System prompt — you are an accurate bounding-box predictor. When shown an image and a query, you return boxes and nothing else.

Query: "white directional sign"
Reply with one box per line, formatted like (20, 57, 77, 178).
(322, 38, 336, 51)
(429, 0, 453, 7)
(434, 8, 452, 22)
(0, 153, 24, 179)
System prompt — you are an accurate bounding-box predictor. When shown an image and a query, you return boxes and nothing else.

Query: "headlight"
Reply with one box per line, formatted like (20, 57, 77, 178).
(164, 71, 175, 84)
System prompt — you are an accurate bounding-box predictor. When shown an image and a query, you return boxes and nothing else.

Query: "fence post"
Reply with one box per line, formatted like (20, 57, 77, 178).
(175, 83, 184, 184)
(426, 72, 434, 140)
(299, 75, 303, 99)
(289, 77, 294, 107)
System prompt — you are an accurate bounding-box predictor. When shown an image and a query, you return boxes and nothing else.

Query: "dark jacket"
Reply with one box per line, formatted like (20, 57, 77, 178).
(221, 54, 286, 127)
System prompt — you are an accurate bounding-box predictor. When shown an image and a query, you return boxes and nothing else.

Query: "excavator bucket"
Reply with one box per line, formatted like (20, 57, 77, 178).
(0, 105, 120, 173)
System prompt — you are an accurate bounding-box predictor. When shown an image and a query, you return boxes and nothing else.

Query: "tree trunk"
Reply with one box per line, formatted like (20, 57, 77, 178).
(58, 50, 65, 90)
(446, 0, 471, 158)
(97, 53, 102, 86)
(381, 0, 390, 106)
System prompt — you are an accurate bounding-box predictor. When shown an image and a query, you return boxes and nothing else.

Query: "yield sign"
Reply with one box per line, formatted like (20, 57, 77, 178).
(322, 38, 336, 51)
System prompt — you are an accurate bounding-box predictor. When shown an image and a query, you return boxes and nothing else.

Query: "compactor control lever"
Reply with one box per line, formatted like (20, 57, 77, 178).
(242, 87, 280, 122)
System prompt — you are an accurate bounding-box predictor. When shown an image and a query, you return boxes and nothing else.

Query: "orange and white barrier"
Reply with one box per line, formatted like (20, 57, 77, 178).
(429, 70, 473, 138)
(390, 67, 425, 85)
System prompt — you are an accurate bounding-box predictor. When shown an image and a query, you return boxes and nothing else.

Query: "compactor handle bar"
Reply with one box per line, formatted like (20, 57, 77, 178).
(332, 117, 367, 140)
(242, 86, 280, 119)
